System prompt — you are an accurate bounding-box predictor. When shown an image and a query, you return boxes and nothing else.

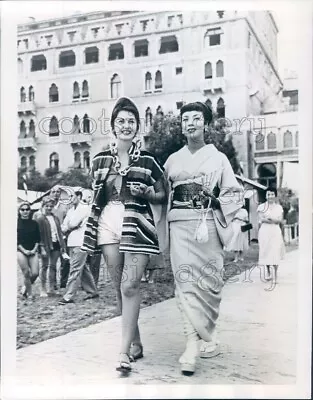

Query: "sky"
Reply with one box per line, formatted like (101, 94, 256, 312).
(10, 1, 305, 78)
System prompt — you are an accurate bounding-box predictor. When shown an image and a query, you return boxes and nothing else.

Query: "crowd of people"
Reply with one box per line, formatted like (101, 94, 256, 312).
(17, 97, 286, 376)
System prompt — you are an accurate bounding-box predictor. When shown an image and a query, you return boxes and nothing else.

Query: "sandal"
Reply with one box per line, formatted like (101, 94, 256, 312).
(130, 342, 144, 361)
(116, 353, 133, 373)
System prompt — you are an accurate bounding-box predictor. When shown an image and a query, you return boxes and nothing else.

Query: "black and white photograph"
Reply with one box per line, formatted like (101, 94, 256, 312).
(0, 1, 312, 399)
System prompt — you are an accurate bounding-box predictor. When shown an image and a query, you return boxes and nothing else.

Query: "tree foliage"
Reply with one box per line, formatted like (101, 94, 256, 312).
(146, 111, 241, 173)
(18, 168, 92, 192)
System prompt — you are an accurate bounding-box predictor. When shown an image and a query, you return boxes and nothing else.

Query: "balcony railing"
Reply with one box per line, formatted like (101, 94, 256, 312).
(66, 133, 92, 146)
(202, 78, 213, 93)
(18, 101, 37, 115)
(213, 77, 226, 92)
(18, 137, 37, 150)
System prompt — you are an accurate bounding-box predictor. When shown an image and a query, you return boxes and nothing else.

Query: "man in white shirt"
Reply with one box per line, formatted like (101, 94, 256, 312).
(59, 191, 98, 304)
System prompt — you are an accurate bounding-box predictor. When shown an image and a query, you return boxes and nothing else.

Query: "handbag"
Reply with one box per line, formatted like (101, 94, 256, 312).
(241, 223, 253, 232)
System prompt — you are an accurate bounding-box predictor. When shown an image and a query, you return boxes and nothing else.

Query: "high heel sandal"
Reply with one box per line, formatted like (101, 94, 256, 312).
(116, 353, 134, 373)
(130, 342, 144, 361)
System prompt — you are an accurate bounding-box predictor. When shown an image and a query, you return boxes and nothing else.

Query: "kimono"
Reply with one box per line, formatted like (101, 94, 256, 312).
(257, 202, 285, 265)
(164, 144, 243, 342)
(81, 145, 164, 256)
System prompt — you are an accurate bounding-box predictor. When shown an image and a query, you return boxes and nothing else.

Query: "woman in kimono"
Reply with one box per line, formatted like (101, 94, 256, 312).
(164, 102, 243, 375)
(257, 188, 285, 284)
(226, 206, 250, 262)
(81, 97, 166, 373)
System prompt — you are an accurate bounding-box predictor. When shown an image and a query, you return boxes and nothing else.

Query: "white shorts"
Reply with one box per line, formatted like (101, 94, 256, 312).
(97, 202, 125, 245)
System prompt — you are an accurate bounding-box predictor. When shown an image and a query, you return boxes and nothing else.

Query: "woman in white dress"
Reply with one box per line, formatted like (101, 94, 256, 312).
(226, 206, 250, 262)
(257, 188, 285, 284)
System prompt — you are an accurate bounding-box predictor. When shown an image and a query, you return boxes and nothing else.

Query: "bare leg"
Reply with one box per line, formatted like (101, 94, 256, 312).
(120, 253, 149, 356)
(29, 253, 39, 285)
(40, 253, 49, 296)
(148, 269, 157, 283)
(233, 251, 239, 262)
(101, 244, 123, 314)
(17, 251, 32, 297)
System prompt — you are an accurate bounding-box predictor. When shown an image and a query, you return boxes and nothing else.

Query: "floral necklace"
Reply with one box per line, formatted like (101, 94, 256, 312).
(109, 140, 141, 176)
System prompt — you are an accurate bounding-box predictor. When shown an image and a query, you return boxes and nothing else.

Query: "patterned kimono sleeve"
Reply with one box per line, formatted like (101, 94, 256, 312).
(217, 154, 244, 225)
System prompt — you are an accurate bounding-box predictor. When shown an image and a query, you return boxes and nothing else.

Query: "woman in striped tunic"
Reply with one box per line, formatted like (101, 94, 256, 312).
(81, 97, 166, 373)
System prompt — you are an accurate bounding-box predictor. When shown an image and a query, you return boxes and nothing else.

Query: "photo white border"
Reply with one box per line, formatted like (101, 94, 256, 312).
(1, 1, 312, 399)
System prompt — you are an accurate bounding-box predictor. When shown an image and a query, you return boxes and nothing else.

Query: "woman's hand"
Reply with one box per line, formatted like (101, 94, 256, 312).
(130, 183, 152, 200)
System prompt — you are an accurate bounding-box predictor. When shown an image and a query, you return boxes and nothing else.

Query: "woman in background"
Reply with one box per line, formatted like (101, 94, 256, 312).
(257, 188, 285, 284)
(17, 201, 40, 299)
(226, 206, 250, 262)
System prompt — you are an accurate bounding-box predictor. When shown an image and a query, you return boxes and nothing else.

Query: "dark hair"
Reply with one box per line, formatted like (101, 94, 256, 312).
(265, 187, 277, 197)
(180, 102, 213, 125)
(110, 97, 140, 135)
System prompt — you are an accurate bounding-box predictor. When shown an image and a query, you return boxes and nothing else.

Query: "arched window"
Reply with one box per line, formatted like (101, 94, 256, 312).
(283, 130, 293, 148)
(267, 132, 276, 149)
(20, 156, 27, 170)
(29, 120, 35, 137)
(217, 97, 225, 118)
(85, 46, 99, 64)
(255, 132, 265, 150)
(74, 152, 81, 168)
(145, 72, 152, 91)
(59, 50, 76, 67)
(20, 87, 26, 103)
(49, 116, 59, 137)
(82, 80, 89, 98)
(83, 151, 90, 169)
(49, 84, 59, 102)
(28, 86, 35, 101)
(18, 58, 23, 74)
(73, 115, 80, 134)
(73, 81, 80, 99)
(83, 114, 90, 133)
(110, 74, 121, 99)
(145, 107, 152, 126)
(295, 131, 299, 147)
(49, 152, 59, 170)
(31, 54, 47, 71)
(204, 62, 212, 79)
(155, 71, 162, 89)
(20, 121, 26, 138)
(257, 163, 276, 187)
(29, 155, 36, 171)
(216, 60, 224, 77)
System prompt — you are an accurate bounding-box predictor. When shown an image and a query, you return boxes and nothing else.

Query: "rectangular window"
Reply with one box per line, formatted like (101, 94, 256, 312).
(134, 40, 149, 57)
(210, 34, 221, 46)
(176, 67, 183, 75)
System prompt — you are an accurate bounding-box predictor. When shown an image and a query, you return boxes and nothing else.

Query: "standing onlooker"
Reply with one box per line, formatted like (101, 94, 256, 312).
(58, 191, 98, 304)
(36, 197, 66, 296)
(17, 201, 41, 299)
(50, 185, 71, 288)
(257, 188, 285, 284)
(226, 206, 250, 262)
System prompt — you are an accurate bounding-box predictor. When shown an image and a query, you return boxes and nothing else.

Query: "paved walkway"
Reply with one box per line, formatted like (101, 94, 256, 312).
(13, 250, 298, 391)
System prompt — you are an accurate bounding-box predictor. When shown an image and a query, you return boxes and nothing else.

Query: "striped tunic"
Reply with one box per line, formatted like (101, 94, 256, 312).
(81, 146, 164, 255)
